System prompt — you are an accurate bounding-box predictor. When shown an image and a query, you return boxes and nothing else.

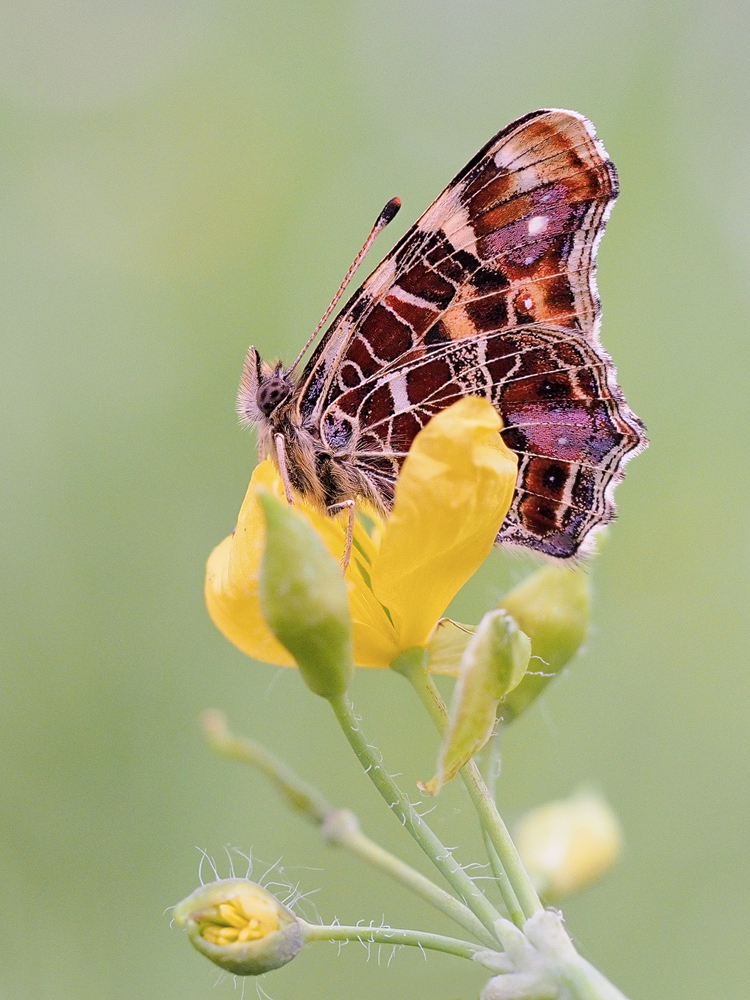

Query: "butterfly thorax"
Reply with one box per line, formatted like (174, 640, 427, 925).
(238, 345, 383, 514)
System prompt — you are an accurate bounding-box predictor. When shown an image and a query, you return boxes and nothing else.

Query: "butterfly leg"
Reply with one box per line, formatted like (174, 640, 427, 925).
(328, 499, 356, 572)
(273, 433, 294, 506)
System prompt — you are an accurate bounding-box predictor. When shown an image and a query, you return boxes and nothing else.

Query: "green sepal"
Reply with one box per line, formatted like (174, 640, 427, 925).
(425, 610, 530, 793)
(258, 493, 354, 699)
(498, 564, 591, 722)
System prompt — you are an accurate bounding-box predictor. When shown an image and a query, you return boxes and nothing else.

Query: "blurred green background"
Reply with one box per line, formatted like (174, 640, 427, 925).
(1, 2, 748, 997)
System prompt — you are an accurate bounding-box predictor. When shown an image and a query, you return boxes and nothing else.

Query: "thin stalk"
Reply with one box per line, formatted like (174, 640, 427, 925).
(407, 660, 524, 924)
(485, 724, 504, 801)
(481, 830, 523, 927)
(298, 918, 486, 962)
(202, 711, 497, 948)
(203, 709, 330, 819)
(393, 653, 542, 924)
(480, 727, 524, 921)
(328, 693, 503, 940)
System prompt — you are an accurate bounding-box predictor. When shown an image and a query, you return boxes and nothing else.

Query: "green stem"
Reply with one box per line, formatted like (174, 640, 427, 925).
(481, 829, 520, 922)
(298, 918, 487, 961)
(560, 959, 633, 1000)
(480, 728, 521, 915)
(490, 914, 633, 1000)
(328, 693, 503, 940)
(203, 709, 330, 820)
(202, 711, 497, 948)
(392, 651, 542, 925)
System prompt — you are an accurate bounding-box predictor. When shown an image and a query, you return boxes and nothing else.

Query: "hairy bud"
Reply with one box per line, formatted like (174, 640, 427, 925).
(173, 878, 304, 975)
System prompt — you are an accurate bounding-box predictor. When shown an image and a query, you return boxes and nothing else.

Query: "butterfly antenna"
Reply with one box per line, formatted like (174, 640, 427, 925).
(285, 197, 401, 376)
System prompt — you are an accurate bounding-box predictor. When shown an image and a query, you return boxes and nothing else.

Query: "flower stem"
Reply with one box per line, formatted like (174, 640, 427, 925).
(202, 709, 330, 819)
(202, 710, 498, 948)
(328, 693, 503, 940)
(392, 650, 542, 924)
(560, 962, 632, 1000)
(481, 828, 520, 919)
(298, 918, 487, 961)
(484, 724, 504, 800)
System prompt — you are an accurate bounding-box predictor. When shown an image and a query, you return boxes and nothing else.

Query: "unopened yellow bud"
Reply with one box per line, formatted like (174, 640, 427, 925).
(173, 878, 303, 975)
(514, 790, 623, 899)
(498, 564, 591, 722)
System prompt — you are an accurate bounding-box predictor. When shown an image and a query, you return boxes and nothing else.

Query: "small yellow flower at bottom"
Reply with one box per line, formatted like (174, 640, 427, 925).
(173, 879, 303, 975)
(205, 397, 518, 670)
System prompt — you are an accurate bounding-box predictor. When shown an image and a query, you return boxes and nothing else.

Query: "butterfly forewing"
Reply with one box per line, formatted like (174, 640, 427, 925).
(295, 109, 646, 558)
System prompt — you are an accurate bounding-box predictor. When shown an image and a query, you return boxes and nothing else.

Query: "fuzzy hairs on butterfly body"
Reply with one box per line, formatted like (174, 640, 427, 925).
(237, 344, 382, 515)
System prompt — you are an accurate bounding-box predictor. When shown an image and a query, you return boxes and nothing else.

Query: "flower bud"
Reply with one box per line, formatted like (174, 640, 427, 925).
(497, 564, 591, 722)
(424, 610, 530, 793)
(173, 878, 304, 975)
(258, 492, 354, 699)
(514, 790, 623, 899)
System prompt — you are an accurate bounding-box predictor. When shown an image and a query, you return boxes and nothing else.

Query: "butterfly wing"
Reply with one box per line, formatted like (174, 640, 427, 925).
(299, 109, 646, 558)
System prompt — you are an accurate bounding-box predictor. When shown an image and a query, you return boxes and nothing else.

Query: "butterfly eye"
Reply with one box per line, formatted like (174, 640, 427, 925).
(256, 378, 292, 416)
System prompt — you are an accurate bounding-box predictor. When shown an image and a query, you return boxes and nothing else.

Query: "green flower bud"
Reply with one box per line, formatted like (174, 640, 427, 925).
(173, 878, 304, 976)
(258, 492, 354, 699)
(498, 564, 591, 722)
(424, 610, 531, 793)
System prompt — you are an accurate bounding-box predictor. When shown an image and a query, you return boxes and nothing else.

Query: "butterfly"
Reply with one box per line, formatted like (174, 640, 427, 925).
(238, 109, 647, 560)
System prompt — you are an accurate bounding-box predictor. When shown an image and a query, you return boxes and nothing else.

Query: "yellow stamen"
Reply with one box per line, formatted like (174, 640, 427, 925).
(218, 902, 249, 929)
(197, 891, 281, 945)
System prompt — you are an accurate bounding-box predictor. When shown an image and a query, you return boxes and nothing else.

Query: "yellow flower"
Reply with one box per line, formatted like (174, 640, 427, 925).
(205, 397, 518, 669)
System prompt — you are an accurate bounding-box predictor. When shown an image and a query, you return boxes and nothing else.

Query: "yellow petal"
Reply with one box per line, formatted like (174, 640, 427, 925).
(370, 397, 518, 650)
(205, 460, 399, 668)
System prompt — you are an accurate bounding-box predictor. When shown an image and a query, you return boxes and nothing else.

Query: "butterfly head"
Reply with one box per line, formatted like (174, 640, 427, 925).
(237, 346, 295, 427)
